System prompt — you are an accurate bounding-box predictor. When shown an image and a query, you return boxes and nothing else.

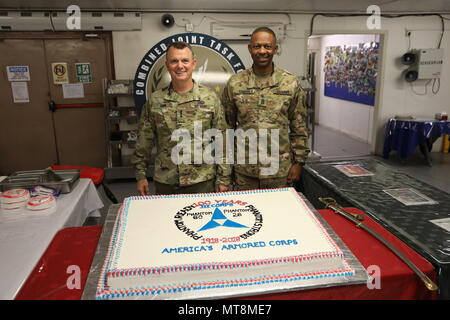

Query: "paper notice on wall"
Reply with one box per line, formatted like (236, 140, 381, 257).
(11, 81, 30, 103)
(6, 66, 30, 81)
(62, 83, 84, 99)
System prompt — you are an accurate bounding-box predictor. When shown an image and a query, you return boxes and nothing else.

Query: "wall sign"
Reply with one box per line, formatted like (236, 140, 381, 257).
(75, 63, 92, 83)
(51, 62, 69, 84)
(62, 83, 85, 99)
(11, 82, 30, 103)
(133, 32, 245, 114)
(6, 66, 30, 81)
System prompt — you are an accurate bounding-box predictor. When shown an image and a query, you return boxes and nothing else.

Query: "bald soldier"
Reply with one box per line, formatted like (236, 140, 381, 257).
(222, 27, 310, 190)
(132, 41, 231, 195)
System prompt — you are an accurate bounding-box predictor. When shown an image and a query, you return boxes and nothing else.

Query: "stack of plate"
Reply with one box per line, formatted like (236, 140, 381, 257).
(26, 195, 56, 211)
(0, 189, 30, 210)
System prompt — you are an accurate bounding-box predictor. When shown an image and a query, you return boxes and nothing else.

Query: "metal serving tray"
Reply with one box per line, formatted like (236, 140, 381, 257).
(0, 169, 80, 193)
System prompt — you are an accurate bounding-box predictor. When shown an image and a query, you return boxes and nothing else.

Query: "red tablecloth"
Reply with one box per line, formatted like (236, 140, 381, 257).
(15, 208, 437, 300)
(15, 226, 102, 300)
(236, 208, 437, 300)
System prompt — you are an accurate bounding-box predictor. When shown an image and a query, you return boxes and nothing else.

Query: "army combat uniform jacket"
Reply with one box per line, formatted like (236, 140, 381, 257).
(132, 82, 231, 187)
(222, 66, 310, 179)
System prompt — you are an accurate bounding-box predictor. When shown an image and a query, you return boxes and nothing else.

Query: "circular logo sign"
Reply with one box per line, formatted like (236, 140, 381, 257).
(133, 32, 245, 114)
(53, 64, 66, 76)
(173, 199, 263, 242)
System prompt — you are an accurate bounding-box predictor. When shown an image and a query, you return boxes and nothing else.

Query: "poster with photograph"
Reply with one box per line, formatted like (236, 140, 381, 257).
(334, 164, 374, 177)
(383, 188, 438, 206)
(324, 42, 379, 106)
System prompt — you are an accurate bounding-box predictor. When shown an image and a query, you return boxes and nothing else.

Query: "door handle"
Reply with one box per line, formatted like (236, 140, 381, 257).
(49, 100, 57, 112)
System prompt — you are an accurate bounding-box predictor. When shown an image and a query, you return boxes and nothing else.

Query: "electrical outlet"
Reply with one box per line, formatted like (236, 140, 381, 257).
(285, 23, 296, 32)
(185, 23, 193, 32)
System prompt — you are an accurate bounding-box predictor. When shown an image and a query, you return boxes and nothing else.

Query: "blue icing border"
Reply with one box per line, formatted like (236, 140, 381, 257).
(96, 269, 355, 299)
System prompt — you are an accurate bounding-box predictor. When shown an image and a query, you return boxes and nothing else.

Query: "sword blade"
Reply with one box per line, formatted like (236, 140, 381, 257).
(318, 197, 438, 292)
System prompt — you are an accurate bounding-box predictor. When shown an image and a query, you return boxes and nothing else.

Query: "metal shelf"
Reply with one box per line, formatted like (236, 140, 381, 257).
(104, 78, 138, 174)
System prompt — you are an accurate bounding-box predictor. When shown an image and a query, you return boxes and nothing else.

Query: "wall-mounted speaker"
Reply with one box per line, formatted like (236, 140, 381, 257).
(404, 69, 418, 82)
(401, 52, 416, 65)
(401, 49, 443, 82)
(161, 14, 174, 28)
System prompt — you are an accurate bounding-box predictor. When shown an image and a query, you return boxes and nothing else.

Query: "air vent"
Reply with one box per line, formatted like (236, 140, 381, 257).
(50, 12, 142, 31)
(0, 11, 54, 30)
(211, 22, 285, 41)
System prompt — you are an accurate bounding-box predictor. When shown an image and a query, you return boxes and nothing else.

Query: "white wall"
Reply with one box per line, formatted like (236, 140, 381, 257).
(112, 13, 450, 155)
(112, 13, 301, 79)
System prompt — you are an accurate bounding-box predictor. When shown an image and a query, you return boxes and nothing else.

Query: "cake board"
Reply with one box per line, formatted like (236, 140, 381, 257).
(301, 158, 450, 299)
(82, 193, 368, 300)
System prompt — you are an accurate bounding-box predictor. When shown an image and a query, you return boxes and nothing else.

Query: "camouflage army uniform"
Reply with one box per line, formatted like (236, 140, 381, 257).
(132, 81, 231, 191)
(222, 66, 310, 188)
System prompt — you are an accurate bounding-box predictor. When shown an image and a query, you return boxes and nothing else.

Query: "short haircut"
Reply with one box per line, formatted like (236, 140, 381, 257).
(251, 27, 277, 42)
(166, 41, 195, 59)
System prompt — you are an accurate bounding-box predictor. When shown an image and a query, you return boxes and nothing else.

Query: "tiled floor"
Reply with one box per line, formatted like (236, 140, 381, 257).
(313, 124, 450, 194)
(85, 125, 450, 226)
(312, 125, 370, 160)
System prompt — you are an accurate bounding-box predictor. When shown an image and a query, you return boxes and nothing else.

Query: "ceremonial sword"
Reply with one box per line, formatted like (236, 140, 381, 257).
(318, 197, 438, 292)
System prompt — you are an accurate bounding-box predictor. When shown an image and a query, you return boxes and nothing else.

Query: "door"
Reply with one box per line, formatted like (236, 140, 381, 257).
(0, 33, 113, 175)
(45, 37, 110, 167)
(0, 39, 58, 174)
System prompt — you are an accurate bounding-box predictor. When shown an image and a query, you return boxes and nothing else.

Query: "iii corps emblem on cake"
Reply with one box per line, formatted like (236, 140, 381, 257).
(173, 198, 264, 243)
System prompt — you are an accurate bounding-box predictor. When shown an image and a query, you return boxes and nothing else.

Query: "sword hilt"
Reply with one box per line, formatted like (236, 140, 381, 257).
(318, 197, 439, 292)
(318, 197, 365, 221)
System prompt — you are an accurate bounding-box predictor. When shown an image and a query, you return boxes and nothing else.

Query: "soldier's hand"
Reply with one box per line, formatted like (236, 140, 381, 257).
(287, 163, 302, 185)
(216, 184, 229, 193)
(137, 179, 150, 196)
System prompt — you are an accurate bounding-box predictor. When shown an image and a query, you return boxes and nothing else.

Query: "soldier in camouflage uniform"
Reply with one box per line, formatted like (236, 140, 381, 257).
(132, 41, 231, 195)
(222, 27, 310, 190)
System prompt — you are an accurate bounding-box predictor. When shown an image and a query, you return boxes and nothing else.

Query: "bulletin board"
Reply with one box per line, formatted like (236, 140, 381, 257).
(323, 42, 379, 106)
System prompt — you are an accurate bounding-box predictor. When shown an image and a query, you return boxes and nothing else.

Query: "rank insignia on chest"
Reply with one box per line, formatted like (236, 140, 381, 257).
(274, 90, 291, 96)
(258, 95, 266, 106)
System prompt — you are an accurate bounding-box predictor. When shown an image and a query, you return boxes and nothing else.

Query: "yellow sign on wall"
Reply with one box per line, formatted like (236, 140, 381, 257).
(51, 62, 69, 84)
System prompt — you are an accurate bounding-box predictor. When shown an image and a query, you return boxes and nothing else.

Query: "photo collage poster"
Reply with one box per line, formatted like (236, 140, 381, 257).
(324, 42, 379, 106)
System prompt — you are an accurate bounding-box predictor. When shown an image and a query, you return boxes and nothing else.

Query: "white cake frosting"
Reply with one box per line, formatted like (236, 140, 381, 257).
(97, 188, 354, 299)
